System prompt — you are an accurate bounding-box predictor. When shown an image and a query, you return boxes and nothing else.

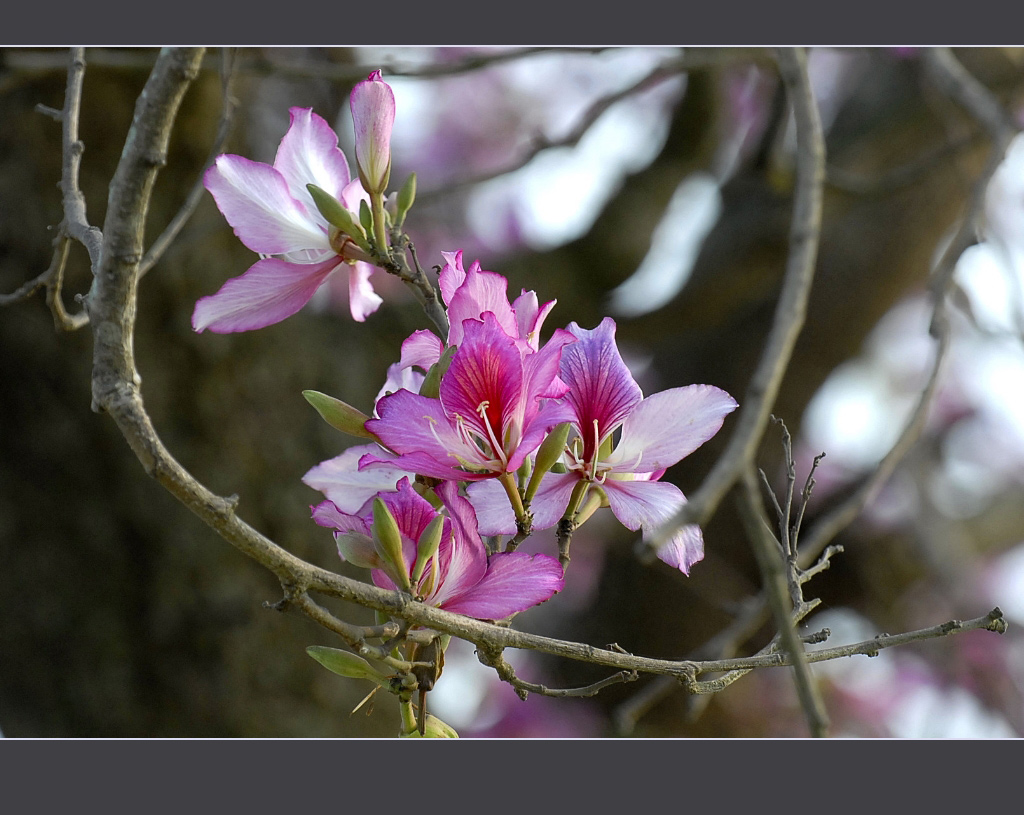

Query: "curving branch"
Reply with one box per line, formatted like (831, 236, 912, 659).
(644, 47, 826, 558)
(137, 48, 239, 279)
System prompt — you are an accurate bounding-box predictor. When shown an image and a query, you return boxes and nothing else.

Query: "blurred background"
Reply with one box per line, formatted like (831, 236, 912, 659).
(2, 46, 1023, 737)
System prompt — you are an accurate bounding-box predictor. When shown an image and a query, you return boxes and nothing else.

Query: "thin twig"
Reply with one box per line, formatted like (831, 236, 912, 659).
(477, 643, 639, 700)
(645, 47, 826, 558)
(738, 468, 829, 737)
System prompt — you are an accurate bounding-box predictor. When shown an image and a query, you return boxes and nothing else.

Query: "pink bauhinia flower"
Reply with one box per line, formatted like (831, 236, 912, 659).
(469, 317, 738, 574)
(194, 107, 382, 332)
(365, 312, 576, 482)
(313, 478, 563, 619)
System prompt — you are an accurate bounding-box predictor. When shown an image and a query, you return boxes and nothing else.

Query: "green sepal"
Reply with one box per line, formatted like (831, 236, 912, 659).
(524, 422, 571, 504)
(400, 713, 459, 738)
(372, 497, 412, 592)
(419, 345, 457, 400)
(302, 390, 377, 440)
(306, 184, 371, 253)
(395, 172, 417, 229)
(306, 646, 390, 685)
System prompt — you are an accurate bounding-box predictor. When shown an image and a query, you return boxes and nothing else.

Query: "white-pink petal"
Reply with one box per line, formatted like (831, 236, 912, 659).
(607, 384, 738, 473)
(274, 107, 352, 211)
(203, 155, 330, 256)
(601, 478, 704, 574)
(302, 444, 410, 514)
(347, 261, 383, 322)
(192, 256, 339, 334)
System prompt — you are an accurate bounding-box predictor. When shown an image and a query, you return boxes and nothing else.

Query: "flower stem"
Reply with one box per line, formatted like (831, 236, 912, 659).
(371, 192, 389, 253)
(399, 697, 418, 736)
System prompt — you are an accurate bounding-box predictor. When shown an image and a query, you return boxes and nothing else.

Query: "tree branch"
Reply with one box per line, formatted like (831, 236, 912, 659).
(644, 47, 826, 557)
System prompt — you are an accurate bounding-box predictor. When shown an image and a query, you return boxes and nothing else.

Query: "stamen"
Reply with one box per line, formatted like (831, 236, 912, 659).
(475, 400, 508, 468)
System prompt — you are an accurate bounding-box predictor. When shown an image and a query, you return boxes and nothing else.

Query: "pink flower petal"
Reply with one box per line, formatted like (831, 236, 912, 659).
(347, 261, 383, 322)
(442, 551, 564, 619)
(367, 389, 492, 480)
(192, 256, 339, 333)
(440, 315, 524, 452)
(607, 384, 738, 474)
(602, 478, 704, 574)
(561, 318, 643, 446)
(431, 481, 488, 604)
(302, 444, 410, 514)
(203, 155, 330, 256)
(445, 265, 519, 347)
(274, 107, 352, 211)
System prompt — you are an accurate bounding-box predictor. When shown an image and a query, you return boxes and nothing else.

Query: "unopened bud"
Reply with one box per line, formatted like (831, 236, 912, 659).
(525, 422, 571, 504)
(306, 646, 390, 685)
(372, 497, 411, 591)
(302, 390, 376, 440)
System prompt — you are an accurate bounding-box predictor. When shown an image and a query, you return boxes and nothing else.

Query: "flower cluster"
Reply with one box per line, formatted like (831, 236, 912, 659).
(195, 70, 738, 735)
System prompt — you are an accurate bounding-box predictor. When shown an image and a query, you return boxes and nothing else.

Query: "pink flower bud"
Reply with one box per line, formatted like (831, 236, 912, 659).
(350, 70, 395, 196)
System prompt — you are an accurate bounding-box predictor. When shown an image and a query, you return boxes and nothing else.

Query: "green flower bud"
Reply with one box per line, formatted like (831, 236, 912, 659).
(399, 713, 459, 738)
(411, 514, 445, 589)
(524, 422, 571, 504)
(306, 184, 372, 254)
(394, 172, 417, 229)
(419, 345, 457, 400)
(306, 646, 390, 685)
(372, 497, 411, 592)
(302, 390, 377, 440)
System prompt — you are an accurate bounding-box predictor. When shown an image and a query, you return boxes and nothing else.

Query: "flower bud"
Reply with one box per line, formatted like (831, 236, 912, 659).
(372, 497, 412, 591)
(394, 172, 416, 228)
(306, 184, 371, 253)
(525, 422, 571, 504)
(306, 646, 390, 685)
(302, 390, 377, 440)
(350, 69, 395, 196)
(419, 345, 456, 400)
(399, 713, 459, 738)
(411, 514, 445, 588)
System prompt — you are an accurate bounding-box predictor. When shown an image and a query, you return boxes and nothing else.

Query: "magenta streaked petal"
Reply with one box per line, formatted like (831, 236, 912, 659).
(274, 107, 351, 209)
(440, 315, 524, 451)
(561, 317, 643, 442)
(465, 478, 518, 536)
(192, 256, 338, 333)
(522, 327, 576, 411)
(441, 552, 564, 619)
(203, 155, 329, 255)
(601, 478, 703, 574)
(607, 384, 737, 473)
(347, 261, 383, 322)
(302, 444, 410, 514)
(367, 389, 488, 480)
(431, 482, 488, 605)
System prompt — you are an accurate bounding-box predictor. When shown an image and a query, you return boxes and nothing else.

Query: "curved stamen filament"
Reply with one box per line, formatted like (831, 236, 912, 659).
(475, 400, 508, 468)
